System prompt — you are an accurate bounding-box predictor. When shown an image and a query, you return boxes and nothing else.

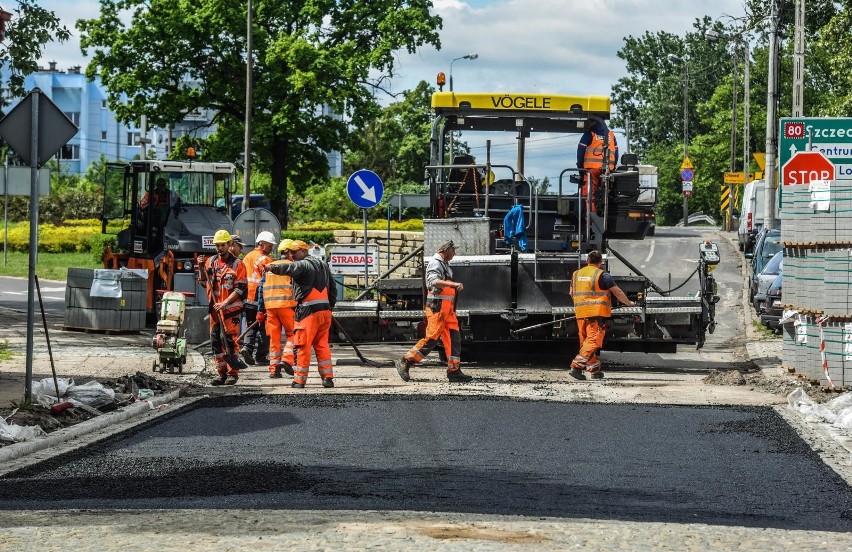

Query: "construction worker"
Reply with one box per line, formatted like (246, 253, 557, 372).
(240, 230, 278, 365)
(197, 229, 248, 385)
(568, 250, 634, 380)
(265, 239, 337, 388)
(256, 239, 298, 378)
(395, 240, 473, 383)
(577, 117, 618, 213)
(228, 234, 246, 259)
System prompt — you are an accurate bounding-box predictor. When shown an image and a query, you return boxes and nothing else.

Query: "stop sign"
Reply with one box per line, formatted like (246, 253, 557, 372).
(781, 151, 835, 186)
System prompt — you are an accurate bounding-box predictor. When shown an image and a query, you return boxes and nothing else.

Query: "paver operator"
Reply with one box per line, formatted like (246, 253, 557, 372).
(395, 240, 473, 383)
(569, 250, 634, 380)
(264, 239, 337, 388)
(577, 118, 618, 212)
(198, 229, 248, 386)
(256, 239, 298, 379)
(240, 231, 278, 365)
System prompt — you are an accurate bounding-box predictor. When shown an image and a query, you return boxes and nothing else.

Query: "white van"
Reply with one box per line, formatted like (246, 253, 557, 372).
(737, 179, 765, 252)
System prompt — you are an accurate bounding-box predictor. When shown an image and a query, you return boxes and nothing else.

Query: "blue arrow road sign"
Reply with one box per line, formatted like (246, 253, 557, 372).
(346, 169, 384, 209)
(681, 168, 694, 181)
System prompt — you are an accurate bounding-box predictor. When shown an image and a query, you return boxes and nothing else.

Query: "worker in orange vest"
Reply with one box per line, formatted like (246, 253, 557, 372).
(577, 118, 618, 213)
(240, 230, 278, 365)
(395, 240, 473, 383)
(197, 229, 248, 385)
(256, 239, 298, 379)
(569, 250, 634, 380)
(265, 239, 337, 388)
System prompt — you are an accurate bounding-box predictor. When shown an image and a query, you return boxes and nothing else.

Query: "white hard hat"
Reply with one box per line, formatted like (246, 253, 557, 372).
(255, 231, 277, 245)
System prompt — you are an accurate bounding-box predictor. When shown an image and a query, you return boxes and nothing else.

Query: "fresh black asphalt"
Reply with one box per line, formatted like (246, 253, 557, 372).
(1, 394, 851, 532)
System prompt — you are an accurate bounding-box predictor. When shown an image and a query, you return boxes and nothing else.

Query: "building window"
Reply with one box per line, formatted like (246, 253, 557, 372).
(101, 131, 107, 141)
(102, 100, 107, 109)
(67, 112, 80, 125)
(127, 132, 141, 146)
(58, 144, 80, 160)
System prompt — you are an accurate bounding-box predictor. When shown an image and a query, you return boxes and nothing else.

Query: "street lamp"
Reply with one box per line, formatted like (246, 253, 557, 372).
(449, 53, 478, 92)
(668, 53, 690, 227)
(706, 29, 750, 232)
(242, 0, 253, 217)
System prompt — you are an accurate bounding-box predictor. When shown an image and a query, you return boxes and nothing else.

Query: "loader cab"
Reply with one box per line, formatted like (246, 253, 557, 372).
(101, 159, 237, 313)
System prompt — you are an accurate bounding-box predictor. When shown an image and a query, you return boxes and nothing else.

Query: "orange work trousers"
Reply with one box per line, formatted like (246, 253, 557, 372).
(210, 313, 242, 378)
(266, 307, 295, 375)
(404, 307, 461, 371)
(292, 310, 333, 385)
(582, 168, 602, 213)
(572, 317, 606, 373)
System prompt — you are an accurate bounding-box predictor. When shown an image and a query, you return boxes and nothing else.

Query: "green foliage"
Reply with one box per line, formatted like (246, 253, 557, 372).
(0, 1, 71, 98)
(78, 0, 443, 229)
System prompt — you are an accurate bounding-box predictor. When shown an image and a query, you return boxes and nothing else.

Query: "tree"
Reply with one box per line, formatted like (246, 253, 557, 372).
(78, 0, 442, 229)
(0, 1, 71, 100)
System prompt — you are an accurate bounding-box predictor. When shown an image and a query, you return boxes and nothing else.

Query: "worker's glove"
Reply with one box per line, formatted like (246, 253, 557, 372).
(256, 312, 266, 323)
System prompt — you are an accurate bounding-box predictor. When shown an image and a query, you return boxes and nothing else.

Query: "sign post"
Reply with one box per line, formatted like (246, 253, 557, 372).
(346, 170, 384, 287)
(680, 157, 694, 226)
(0, 88, 78, 401)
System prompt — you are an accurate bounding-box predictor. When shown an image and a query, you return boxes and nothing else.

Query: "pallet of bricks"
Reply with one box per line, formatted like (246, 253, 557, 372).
(332, 230, 424, 291)
(780, 180, 852, 388)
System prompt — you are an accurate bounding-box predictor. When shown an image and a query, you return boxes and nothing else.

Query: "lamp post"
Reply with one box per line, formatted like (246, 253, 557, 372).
(449, 53, 478, 92)
(706, 30, 750, 232)
(242, 0, 253, 215)
(668, 54, 689, 227)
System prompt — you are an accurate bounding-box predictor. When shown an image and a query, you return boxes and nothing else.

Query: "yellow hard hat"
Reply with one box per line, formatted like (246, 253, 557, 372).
(212, 229, 232, 244)
(288, 239, 309, 251)
(278, 238, 294, 253)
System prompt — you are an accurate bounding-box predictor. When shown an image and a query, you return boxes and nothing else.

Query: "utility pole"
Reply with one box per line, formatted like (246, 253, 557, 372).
(792, 0, 805, 117)
(764, 0, 780, 230)
(242, 0, 253, 215)
(727, 42, 738, 232)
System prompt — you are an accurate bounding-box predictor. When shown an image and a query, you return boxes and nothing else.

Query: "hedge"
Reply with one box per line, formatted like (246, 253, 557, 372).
(1, 218, 424, 256)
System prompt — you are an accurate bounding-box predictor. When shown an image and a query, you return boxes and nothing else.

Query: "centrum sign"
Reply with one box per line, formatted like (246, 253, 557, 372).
(779, 117, 852, 183)
(327, 244, 379, 275)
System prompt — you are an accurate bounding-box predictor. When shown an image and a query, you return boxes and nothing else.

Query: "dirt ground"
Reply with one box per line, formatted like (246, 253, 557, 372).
(0, 372, 181, 446)
(702, 365, 838, 403)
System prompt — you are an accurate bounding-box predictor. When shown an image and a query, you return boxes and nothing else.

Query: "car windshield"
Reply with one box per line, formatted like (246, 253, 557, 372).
(768, 273, 783, 292)
(762, 251, 783, 275)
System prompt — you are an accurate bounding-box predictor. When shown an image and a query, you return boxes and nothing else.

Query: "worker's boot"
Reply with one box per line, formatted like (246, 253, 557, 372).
(211, 374, 228, 386)
(269, 366, 282, 379)
(590, 371, 605, 380)
(241, 348, 256, 366)
(587, 363, 604, 380)
(291, 381, 305, 389)
(282, 362, 294, 376)
(395, 358, 411, 382)
(322, 378, 334, 388)
(447, 369, 473, 383)
(224, 375, 239, 385)
(568, 368, 587, 381)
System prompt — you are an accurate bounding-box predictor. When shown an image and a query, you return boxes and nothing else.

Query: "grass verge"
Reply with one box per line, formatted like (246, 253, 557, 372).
(0, 252, 101, 281)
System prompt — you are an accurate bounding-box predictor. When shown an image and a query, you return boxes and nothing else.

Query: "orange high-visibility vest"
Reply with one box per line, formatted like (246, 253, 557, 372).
(572, 265, 611, 318)
(243, 247, 272, 302)
(263, 260, 297, 308)
(582, 130, 617, 171)
(203, 254, 247, 318)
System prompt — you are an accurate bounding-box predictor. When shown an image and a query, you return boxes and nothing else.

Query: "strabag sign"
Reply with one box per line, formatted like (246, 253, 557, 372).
(327, 244, 379, 275)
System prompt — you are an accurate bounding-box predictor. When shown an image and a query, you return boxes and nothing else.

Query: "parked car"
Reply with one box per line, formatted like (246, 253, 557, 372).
(738, 179, 765, 253)
(759, 272, 783, 332)
(216, 194, 271, 219)
(746, 227, 782, 304)
(752, 250, 783, 313)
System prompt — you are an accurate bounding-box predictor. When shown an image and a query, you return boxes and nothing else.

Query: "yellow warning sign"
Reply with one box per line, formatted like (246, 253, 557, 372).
(753, 152, 766, 171)
(680, 156, 693, 170)
(720, 186, 731, 212)
(723, 172, 753, 184)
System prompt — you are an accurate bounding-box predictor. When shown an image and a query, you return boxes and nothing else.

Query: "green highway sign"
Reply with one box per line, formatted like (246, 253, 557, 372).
(779, 117, 852, 183)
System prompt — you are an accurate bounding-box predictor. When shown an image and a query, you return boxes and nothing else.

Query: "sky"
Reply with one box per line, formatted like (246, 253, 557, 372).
(32, 0, 749, 182)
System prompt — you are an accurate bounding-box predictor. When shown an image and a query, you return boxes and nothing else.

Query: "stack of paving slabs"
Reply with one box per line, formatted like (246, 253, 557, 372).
(780, 178, 852, 387)
(64, 268, 147, 332)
